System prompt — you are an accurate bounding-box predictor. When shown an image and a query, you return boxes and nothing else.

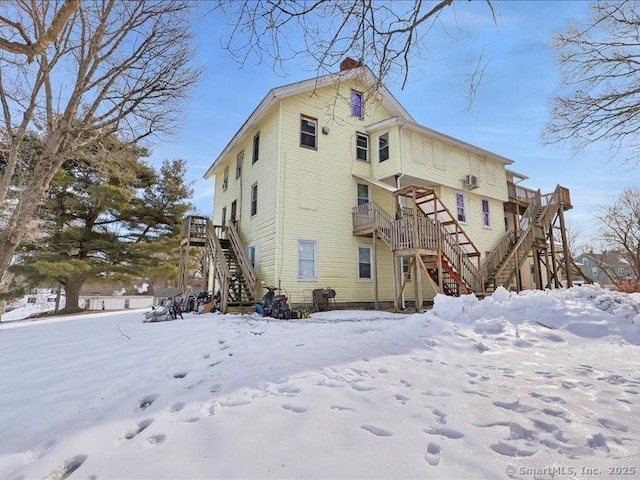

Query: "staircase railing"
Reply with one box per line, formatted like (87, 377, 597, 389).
(480, 228, 516, 282)
(391, 216, 439, 251)
(227, 222, 258, 301)
(205, 220, 231, 312)
(436, 221, 483, 293)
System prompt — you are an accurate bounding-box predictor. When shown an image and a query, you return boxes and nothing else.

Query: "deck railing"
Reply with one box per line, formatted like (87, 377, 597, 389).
(507, 181, 538, 205)
(390, 216, 439, 251)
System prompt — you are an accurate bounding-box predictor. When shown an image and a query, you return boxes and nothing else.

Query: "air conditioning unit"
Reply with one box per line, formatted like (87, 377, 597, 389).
(463, 174, 479, 190)
(222, 180, 228, 191)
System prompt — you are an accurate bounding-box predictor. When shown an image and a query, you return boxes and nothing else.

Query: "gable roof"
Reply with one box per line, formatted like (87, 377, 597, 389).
(576, 251, 630, 267)
(204, 66, 414, 180)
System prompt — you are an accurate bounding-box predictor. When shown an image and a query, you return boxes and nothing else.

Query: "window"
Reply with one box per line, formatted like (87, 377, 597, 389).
(455, 192, 466, 223)
(351, 90, 364, 118)
(247, 244, 259, 270)
(124, 298, 130, 309)
(27, 297, 36, 304)
(298, 240, 317, 279)
(401, 257, 412, 281)
(236, 150, 244, 179)
(300, 115, 317, 149)
(252, 133, 260, 164)
(378, 132, 389, 162)
(221, 206, 226, 226)
(358, 245, 373, 280)
(618, 267, 625, 276)
(356, 132, 369, 162)
(250, 182, 258, 216)
(592, 266, 598, 276)
(230, 200, 237, 223)
(481, 199, 490, 227)
(85, 299, 91, 309)
(357, 183, 370, 206)
(222, 167, 229, 191)
(47, 297, 56, 303)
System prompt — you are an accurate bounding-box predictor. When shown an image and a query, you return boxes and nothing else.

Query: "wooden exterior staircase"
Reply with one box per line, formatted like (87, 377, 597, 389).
(480, 185, 572, 292)
(352, 186, 483, 305)
(194, 219, 257, 312)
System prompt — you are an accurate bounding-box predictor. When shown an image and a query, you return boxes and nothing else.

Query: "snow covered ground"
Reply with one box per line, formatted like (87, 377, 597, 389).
(1, 285, 639, 479)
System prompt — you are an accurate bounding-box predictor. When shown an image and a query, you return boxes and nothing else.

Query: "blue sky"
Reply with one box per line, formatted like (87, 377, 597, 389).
(147, 1, 636, 246)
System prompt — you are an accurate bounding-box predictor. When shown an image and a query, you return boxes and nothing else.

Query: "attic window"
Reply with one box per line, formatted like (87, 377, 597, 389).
(351, 90, 364, 119)
(300, 115, 317, 149)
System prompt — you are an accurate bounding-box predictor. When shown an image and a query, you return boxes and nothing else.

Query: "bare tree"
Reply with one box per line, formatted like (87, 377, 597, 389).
(215, 0, 495, 91)
(547, 1, 640, 167)
(595, 187, 640, 277)
(0, 0, 80, 62)
(0, 0, 201, 285)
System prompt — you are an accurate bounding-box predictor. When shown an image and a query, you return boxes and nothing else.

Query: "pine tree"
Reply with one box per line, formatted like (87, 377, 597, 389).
(11, 138, 193, 311)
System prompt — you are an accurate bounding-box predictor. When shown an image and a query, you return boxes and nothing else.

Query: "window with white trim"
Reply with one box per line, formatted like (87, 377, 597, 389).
(300, 115, 317, 149)
(592, 266, 598, 276)
(618, 267, 625, 276)
(481, 199, 490, 227)
(378, 132, 389, 162)
(247, 243, 259, 270)
(356, 132, 369, 162)
(236, 150, 244, 179)
(124, 298, 130, 309)
(250, 182, 258, 216)
(358, 245, 373, 280)
(298, 240, 317, 279)
(357, 183, 370, 206)
(455, 192, 466, 223)
(351, 90, 364, 118)
(252, 133, 260, 164)
(401, 257, 411, 281)
(221, 206, 226, 226)
(222, 167, 229, 191)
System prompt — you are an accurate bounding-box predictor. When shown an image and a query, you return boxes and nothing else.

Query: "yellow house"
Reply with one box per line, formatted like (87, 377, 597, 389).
(196, 59, 574, 313)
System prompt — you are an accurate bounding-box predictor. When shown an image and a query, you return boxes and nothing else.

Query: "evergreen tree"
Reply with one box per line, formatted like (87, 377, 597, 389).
(11, 139, 193, 311)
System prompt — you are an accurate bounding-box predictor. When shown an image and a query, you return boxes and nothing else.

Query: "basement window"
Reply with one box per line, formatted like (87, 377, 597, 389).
(300, 115, 317, 149)
(378, 132, 389, 162)
(356, 132, 369, 162)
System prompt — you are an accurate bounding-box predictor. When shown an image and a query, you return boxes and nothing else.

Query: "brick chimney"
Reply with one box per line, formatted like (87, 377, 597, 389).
(340, 57, 363, 71)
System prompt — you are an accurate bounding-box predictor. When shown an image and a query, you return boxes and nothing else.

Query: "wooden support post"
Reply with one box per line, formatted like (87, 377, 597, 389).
(532, 248, 542, 290)
(393, 253, 400, 311)
(548, 225, 558, 288)
(373, 233, 379, 310)
(415, 254, 424, 312)
(544, 247, 553, 289)
(558, 205, 573, 288)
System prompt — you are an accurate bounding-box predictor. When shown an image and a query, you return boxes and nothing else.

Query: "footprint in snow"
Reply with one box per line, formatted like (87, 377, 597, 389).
(182, 417, 200, 423)
(209, 383, 222, 394)
(170, 402, 185, 413)
(138, 394, 158, 411)
(423, 427, 464, 440)
(203, 353, 211, 359)
(394, 394, 410, 405)
(430, 408, 447, 425)
(361, 425, 393, 437)
(330, 405, 356, 412)
(598, 418, 628, 432)
(278, 385, 301, 396)
(173, 372, 188, 379)
(463, 389, 490, 398)
(493, 400, 536, 413)
(529, 392, 567, 405)
(378, 368, 388, 374)
(43, 454, 88, 480)
(281, 404, 309, 413)
(490, 441, 535, 457)
(207, 360, 223, 368)
(400, 379, 412, 387)
(115, 419, 154, 445)
(144, 434, 166, 447)
(351, 383, 376, 392)
(425, 443, 441, 466)
(542, 407, 572, 423)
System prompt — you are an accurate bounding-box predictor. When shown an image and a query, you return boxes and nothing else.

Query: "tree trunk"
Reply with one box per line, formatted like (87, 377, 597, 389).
(64, 276, 86, 311)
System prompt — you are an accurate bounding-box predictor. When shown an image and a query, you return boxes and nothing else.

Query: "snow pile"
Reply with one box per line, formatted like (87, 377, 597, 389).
(1, 288, 639, 479)
(433, 285, 640, 344)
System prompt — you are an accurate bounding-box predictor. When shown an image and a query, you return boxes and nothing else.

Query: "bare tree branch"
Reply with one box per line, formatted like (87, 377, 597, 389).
(546, 1, 640, 168)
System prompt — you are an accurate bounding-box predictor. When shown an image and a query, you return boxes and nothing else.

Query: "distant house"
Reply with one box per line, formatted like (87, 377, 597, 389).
(191, 58, 575, 312)
(574, 252, 638, 285)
